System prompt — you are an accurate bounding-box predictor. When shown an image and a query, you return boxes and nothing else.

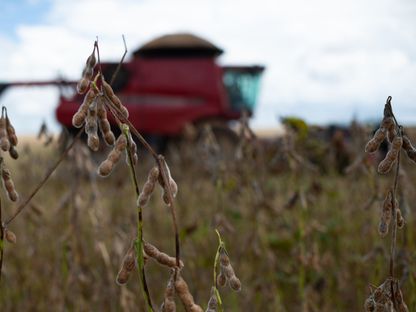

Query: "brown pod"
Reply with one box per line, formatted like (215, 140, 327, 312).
(97, 159, 114, 177)
(402, 135, 416, 163)
(116, 269, 130, 285)
(365, 128, 386, 153)
(116, 245, 136, 285)
(97, 98, 116, 145)
(222, 263, 236, 280)
(380, 116, 394, 131)
(9, 145, 19, 159)
(115, 134, 128, 151)
(219, 249, 230, 267)
(381, 191, 393, 225)
(387, 127, 397, 143)
(6, 116, 18, 146)
(2, 167, 18, 202)
(143, 241, 184, 268)
(142, 179, 156, 196)
(393, 281, 409, 312)
(217, 271, 227, 287)
(0, 117, 10, 152)
(86, 103, 99, 151)
(391, 135, 403, 150)
(396, 208, 405, 229)
(103, 131, 116, 146)
(161, 274, 176, 312)
(5, 228, 17, 244)
(137, 181, 155, 207)
(102, 80, 129, 118)
(77, 77, 90, 94)
(72, 89, 96, 128)
(98, 117, 111, 133)
(229, 275, 241, 291)
(87, 135, 99, 152)
(378, 137, 402, 174)
(364, 297, 375, 311)
(174, 274, 203, 312)
(206, 289, 218, 311)
(149, 166, 160, 183)
(402, 135, 413, 151)
(86, 52, 96, 69)
(378, 219, 389, 237)
(107, 149, 122, 164)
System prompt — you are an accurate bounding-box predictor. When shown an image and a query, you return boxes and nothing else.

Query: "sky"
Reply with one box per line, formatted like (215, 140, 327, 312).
(1, 0, 416, 134)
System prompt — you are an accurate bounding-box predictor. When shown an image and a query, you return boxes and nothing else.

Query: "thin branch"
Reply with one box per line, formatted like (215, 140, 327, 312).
(110, 35, 128, 86)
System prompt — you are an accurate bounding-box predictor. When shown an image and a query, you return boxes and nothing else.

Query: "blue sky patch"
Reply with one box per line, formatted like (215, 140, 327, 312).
(1, 0, 51, 39)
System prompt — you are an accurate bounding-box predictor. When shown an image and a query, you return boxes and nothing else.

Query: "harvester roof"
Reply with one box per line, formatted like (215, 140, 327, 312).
(133, 33, 223, 58)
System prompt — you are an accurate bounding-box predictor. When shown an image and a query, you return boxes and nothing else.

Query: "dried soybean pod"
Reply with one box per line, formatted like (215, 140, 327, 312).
(219, 248, 230, 267)
(86, 52, 96, 69)
(116, 245, 136, 285)
(381, 116, 395, 142)
(396, 208, 405, 229)
(5, 115, 18, 146)
(159, 161, 178, 204)
(72, 88, 96, 128)
(8, 145, 18, 160)
(364, 297, 375, 311)
(4, 228, 17, 244)
(77, 77, 90, 94)
(365, 128, 386, 153)
(138, 181, 157, 206)
(149, 166, 160, 183)
(2, 167, 18, 202)
(115, 134, 128, 151)
(137, 167, 158, 207)
(402, 135, 414, 152)
(228, 275, 241, 291)
(380, 116, 394, 131)
(97, 135, 126, 177)
(143, 241, 184, 268)
(216, 269, 226, 287)
(0, 117, 10, 152)
(206, 287, 218, 311)
(378, 219, 389, 237)
(378, 136, 402, 174)
(102, 80, 129, 118)
(222, 262, 236, 280)
(97, 97, 115, 145)
(85, 102, 99, 151)
(402, 135, 416, 163)
(125, 132, 138, 166)
(161, 273, 176, 312)
(382, 191, 393, 225)
(174, 274, 203, 312)
(81, 52, 96, 81)
(97, 159, 114, 177)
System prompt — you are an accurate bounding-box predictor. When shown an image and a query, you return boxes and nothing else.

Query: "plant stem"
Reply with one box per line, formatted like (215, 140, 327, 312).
(122, 126, 154, 311)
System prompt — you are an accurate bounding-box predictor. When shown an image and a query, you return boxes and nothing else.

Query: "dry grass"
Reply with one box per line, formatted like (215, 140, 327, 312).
(0, 120, 415, 311)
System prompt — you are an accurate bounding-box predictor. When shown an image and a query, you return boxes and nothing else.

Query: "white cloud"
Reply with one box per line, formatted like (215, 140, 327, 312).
(1, 0, 416, 134)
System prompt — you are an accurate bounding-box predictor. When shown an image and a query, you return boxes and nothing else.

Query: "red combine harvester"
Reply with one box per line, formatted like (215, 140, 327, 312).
(0, 33, 264, 149)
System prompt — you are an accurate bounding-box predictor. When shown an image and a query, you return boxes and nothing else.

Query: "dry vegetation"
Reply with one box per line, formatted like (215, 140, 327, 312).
(1, 42, 416, 312)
